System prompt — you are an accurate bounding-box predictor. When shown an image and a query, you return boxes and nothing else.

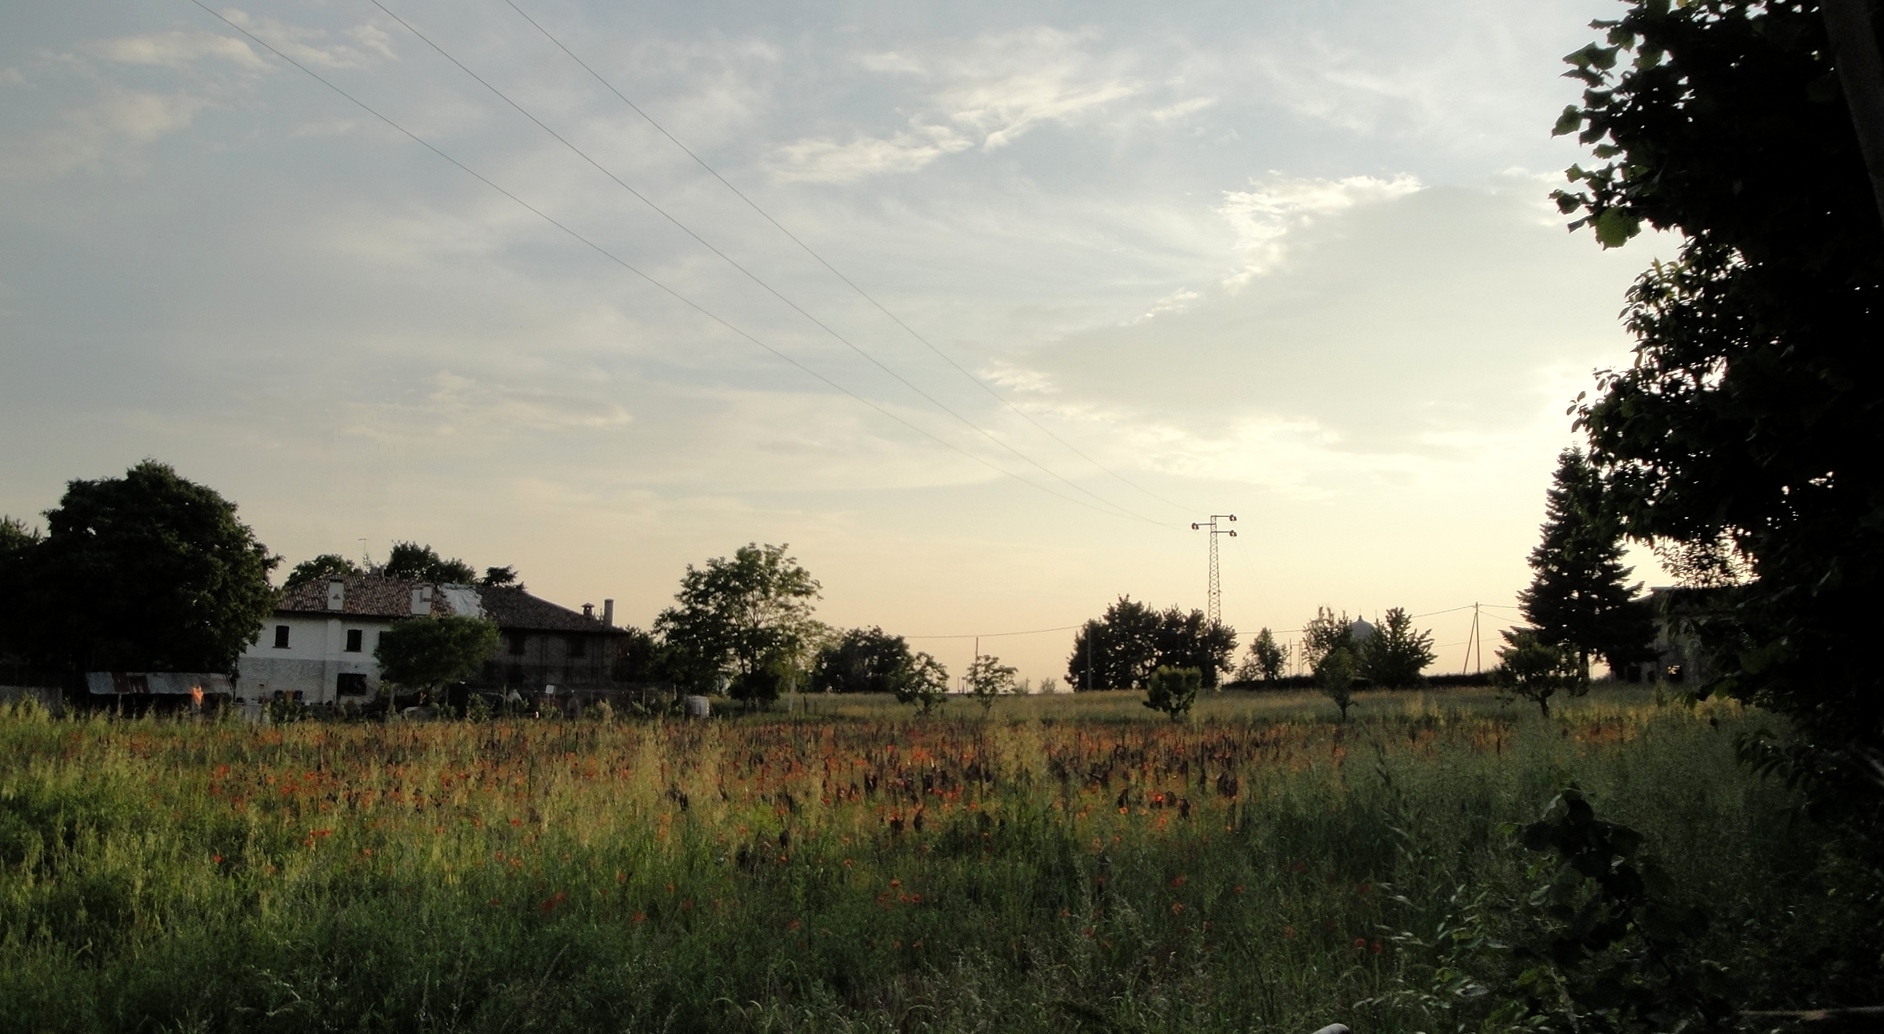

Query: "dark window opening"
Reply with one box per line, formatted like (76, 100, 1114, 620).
(508, 633, 527, 656)
(568, 636, 587, 658)
(273, 625, 290, 649)
(337, 673, 368, 696)
(345, 629, 364, 653)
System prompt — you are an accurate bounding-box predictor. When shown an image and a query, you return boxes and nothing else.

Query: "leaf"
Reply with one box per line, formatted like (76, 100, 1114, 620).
(1592, 207, 1641, 248)
(1553, 105, 1585, 137)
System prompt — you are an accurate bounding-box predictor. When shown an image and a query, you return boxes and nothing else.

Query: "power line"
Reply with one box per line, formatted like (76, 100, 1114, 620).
(185, 1, 1169, 527)
(371, 0, 1174, 530)
(905, 624, 1082, 640)
(499, 0, 1204, 520)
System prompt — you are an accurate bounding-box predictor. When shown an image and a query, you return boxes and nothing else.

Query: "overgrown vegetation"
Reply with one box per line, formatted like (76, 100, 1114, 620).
(3, 688, 1871, 1033)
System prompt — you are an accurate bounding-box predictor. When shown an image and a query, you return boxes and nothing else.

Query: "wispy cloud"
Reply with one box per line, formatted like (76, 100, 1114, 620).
(1217, 173, 1421, 283)
(0, 87, 210, 180)
(84, 31, 266, 71)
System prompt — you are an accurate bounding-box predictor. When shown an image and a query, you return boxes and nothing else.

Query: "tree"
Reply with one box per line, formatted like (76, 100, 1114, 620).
(965, 653, 1018, 714)
(381, 542, 477, 584)
(1143, 665, 1201, 721)
(24, 461, 277, 674)
(894, 651, 950, 716)
(809, 627, 915, 694)
(1555, 2, 1884, 760)
(1152, 606, 1237, 688)
(1316, 646, 1359, 721)
(653, 543, 821, 705)
(283, 554, 359, 591)
(1494, 628, 1586, 718)
(0, 517, 42, 660)
(1301, 607, 1355, 670)
(480, 565, 519, 587)
(1236, 627, 1289, 682)
(1518, 450, 1655, 678)
(375, 615, 500, 712)
(1360, 607, 1436, 689)
(609, 626, 661, 682)
(1065, 597, 1235, 690)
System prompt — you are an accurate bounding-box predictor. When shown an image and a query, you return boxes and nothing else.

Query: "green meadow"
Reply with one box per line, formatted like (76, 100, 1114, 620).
(0, 688, 1860, 1033)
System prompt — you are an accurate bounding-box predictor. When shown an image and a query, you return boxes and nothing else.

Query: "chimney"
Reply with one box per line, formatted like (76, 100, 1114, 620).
(582, 603, 595, 620)
(326, 578, 345, 612)
(602, 599, 614, 627)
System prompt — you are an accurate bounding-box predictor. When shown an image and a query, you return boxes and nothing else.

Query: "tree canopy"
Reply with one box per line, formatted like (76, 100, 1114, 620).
(1066, 597, 1235, 690)
(380, 542, 477, 584)
(1557, 0, 1884, 757)
(809, 627, 916, 695)
(283, 554, 360, 591)
(19, 461, 277, 674)
(375, 615, 500, 702)
(1359, 607, 1436, 689)
(1518, 450, 1655, 677)
(1237, 627, 1289, 682)
(654, 543, 822, 703)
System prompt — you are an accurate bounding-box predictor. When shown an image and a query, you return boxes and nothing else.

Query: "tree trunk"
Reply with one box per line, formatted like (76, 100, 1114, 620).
(1824, 0, 1884, 229)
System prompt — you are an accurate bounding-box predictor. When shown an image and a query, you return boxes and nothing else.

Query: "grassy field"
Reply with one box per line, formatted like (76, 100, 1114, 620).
(0, 687, 1860, 1033)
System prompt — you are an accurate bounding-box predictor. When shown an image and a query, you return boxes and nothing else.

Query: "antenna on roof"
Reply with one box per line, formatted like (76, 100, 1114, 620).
(359, 538, 371, 570)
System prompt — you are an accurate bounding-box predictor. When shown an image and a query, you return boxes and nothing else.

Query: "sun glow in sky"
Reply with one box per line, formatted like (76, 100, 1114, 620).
(0, 0, 1670, 683)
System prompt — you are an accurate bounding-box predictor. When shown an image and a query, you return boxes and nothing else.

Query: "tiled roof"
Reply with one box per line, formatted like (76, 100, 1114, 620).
(476, 586, 623, 635)
(276, 575, 450, 619)
(275, 576, 622, 635)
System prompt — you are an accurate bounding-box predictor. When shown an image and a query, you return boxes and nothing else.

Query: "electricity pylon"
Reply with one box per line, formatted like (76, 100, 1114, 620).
(1191, 514, 1237, 626)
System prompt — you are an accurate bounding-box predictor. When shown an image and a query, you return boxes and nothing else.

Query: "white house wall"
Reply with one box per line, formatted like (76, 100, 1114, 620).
(237, 615, 390, 704)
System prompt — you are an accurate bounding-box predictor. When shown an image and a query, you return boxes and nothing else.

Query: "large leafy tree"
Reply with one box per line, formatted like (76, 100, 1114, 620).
(23, 461, 278, 674)
(375, 615, 500, 708)
(1518, 450, 1655, 677)
(1237, 627, 1289, 682)
(1556, 1, 1884, 757)
(1066, 597, 1234, 690)
(654, 543, 821, 703)
(809, 626, 916, 694)
(0, 516, 42, 660)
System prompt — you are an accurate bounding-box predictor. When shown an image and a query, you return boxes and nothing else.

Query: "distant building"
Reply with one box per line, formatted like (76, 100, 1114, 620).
(234, 575, 627, 704)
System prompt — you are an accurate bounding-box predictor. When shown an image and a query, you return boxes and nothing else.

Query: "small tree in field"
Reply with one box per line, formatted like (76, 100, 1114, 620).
(1302, 607, 1355, 671)
(1494, 627, 1586, 718)
(1143, 666, 1201, 721)
(965, 654, 1017, 714)
(375, 615, 500, 716)
(1360, 607, 1436, 689)
(1317, 647, 1359, 721)
(894, 651, 950, 716)
(1237, 627, 1288, 682)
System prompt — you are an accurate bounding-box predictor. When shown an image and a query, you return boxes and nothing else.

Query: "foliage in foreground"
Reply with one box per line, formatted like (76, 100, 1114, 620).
(0, 692, 1876, 1033)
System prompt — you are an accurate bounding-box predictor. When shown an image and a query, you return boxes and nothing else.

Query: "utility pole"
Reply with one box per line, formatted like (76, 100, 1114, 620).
(1191, 514, 1237, 626)
(1461, 602, 1482, 676)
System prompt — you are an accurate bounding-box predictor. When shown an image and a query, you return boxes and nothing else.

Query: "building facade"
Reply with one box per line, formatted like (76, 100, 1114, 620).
(235, 575, 627, 704)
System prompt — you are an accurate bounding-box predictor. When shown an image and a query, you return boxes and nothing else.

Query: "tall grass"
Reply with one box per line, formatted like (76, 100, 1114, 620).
(0, 690, 1818, 1032)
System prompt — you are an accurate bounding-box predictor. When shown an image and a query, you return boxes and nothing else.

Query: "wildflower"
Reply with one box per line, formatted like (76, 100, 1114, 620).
(1284, 925, 1295, 938)
(1371, 939, 1383, 955)
(1352, 937, 1368, 950)
(632, 911, 647, 924)
(1170, 875, 1186, 888)
(1170, 901, 1185, 915)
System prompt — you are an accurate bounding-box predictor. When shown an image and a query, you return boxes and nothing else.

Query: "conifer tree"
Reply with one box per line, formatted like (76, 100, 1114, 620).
(1518, 449, 1654, 678)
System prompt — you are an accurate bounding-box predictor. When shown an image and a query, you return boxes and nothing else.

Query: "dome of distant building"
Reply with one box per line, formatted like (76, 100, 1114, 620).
(1349, 618, 1377, 643)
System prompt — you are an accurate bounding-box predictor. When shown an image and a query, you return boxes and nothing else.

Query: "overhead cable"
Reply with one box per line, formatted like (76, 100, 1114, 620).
(500, 0, 1203, 520)
(371, 0, 1174, 529)
(186, 0, 1172, 527)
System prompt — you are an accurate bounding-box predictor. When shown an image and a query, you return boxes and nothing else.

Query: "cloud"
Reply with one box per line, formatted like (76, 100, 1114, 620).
(1216, 172, 1421, 283)
(771, 26, 1149, 182)
(770, 124, 974, 183)
(218, 9, 394, 70)
(0, 88, 210, 180)
(84, 31, 267, 71)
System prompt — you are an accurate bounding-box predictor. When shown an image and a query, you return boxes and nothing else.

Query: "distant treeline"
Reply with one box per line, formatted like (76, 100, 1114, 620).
(1223, 671, 1499, 692)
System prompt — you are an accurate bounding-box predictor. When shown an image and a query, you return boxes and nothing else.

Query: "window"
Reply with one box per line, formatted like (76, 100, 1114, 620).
(345, 629, 364, 653)
(568, 635, 587, 658)
(337, 673, 368, 696)
(508, 633, 527, 656)
(273, 625, 290, 649)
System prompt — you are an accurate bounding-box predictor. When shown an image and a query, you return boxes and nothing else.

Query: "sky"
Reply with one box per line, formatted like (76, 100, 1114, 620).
(0, 0, 1672, 685)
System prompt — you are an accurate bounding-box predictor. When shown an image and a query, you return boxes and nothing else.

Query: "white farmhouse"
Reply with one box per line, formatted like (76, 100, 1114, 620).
(235, 576, 473, 705)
